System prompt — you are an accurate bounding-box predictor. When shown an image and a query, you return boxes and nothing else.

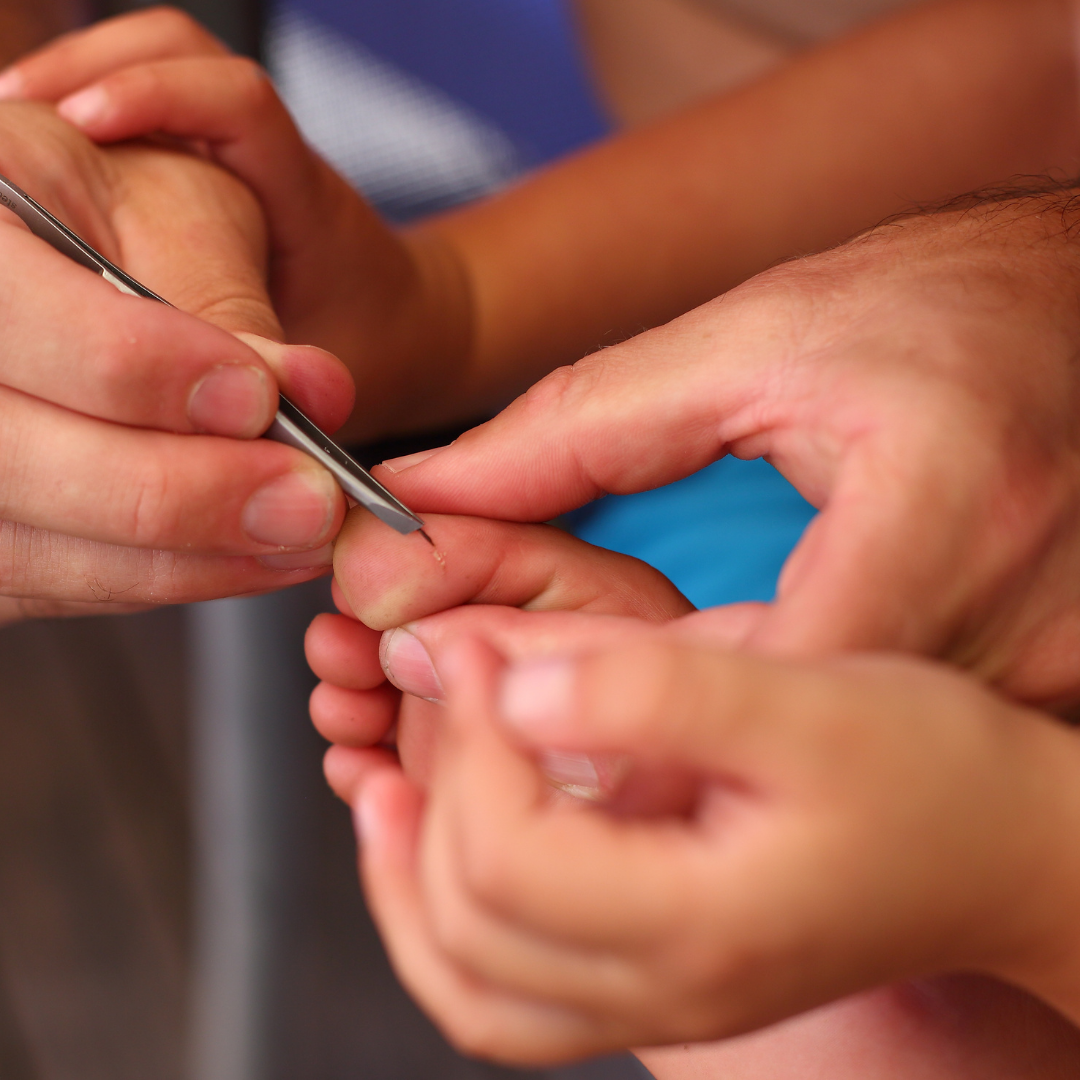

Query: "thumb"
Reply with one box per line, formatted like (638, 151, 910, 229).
(751, 426, 1002, 660)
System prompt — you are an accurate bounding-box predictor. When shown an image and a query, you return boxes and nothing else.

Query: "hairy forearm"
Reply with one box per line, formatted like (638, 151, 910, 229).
(413, 0, 1080, 418)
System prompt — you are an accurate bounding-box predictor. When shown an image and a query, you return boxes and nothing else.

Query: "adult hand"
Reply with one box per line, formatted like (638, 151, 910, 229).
(366, 196, 1080, 709)
(354, 625, 1080, 1065)
(0, 101, 353, 624)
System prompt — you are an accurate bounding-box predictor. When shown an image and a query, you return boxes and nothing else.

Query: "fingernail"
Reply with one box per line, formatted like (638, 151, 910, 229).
(57, 85, 110, 127)
(258, 543, 335, 571)
(0, 69, 24, 100)
(380, 445, 450, 473)
(539, 750, 631, 802)
(499, 657, 575, 733)
(242, 468, 338, 548)
(380, 628, 443, 702)
(188, 364, 273, 438)
(539, 750, 601, 799)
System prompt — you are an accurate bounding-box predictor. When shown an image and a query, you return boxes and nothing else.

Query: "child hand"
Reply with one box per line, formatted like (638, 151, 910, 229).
(0, 7, 470, 441)
(355, 629, 1080, 1065)
(306, 508, 695, 798)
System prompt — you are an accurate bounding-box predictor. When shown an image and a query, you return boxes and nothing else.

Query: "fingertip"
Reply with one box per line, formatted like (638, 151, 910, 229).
(234, 334, 355, 434)
(0, 68, 25, 101)
(305, 612, 384, 687)
(354, 764, 422, 863)
(57, 84, 112, 129)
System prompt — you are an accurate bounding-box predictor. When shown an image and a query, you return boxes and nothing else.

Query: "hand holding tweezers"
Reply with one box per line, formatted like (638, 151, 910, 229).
(0, 171, 427, 537)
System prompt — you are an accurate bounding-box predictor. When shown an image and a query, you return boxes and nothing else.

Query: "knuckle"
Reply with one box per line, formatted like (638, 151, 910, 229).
(124, 462, 177, 547)
(516, 364, 579, 418)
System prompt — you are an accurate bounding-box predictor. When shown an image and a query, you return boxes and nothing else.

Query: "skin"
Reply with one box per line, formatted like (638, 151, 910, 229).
(307, 198, 1080, 1075)
(349, 629, 1080, 1068)
(311, 518, 1080, 1078)
(22, 4, 1080, 1075)
(5, 1, 1079, 441)
(0, 102, 354, 625)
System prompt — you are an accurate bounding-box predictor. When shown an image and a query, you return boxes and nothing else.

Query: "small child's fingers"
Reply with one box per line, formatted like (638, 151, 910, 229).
(0, 8, 227, 103)
(335, 512, 694, 632)
(323, 745, 399, 804)
(55, 56, 331, 260)
(57, 56, 277, 145)
(235, 336, 356, 436)
(357, 769, 612, 1066)
(306, 613, 385, 688)
(310, 681, 399, 747)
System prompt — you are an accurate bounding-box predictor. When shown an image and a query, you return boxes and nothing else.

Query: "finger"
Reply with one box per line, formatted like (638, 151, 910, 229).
(323, 745, 399, 804)
(0, 8, 228, 103)
(358, 766, 612, 1065)
(334, 511, 693, 632)
(0, 386, 344, 555)
(412, 643, 654, 1015)
(237, 336, 355, 436)
(395, 695, 447, 788)
(54, 56, 343, 263)
(430, 639, 706, 950)
(382, 608, 653, 703)
(0, 519, 333, 608)
(309, 682, 400, 747)
(305, 613, 385, 689)
(0, 225, 281, 437)
(495, 634, 823, 774)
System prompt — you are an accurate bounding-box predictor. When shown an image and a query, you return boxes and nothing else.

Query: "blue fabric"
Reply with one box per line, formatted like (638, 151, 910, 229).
(564, 459, 818, 610)
(284, 0, 610, 164)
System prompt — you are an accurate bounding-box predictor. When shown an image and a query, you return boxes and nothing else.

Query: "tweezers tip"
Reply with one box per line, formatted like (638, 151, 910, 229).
(418, 529, 435, 547)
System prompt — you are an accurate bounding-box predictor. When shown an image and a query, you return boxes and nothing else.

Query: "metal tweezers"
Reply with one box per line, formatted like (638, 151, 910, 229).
(0, 172, 427, 537)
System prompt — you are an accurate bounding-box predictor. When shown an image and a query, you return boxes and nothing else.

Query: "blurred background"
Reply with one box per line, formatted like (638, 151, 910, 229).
(0, 2, 912, 1078)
